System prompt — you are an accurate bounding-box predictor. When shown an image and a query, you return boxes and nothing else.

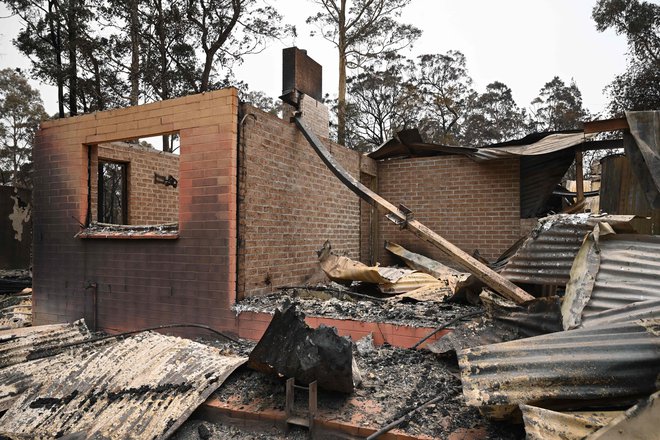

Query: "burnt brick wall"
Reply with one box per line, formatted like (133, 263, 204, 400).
(375, 156, 522, 266)
(33, 89, 239, 335)
(89, 142, 179, 225)
(238, 102, 363, 298)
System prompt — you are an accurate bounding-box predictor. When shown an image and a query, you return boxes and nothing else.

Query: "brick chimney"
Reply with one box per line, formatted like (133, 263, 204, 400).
(281, 47, 329, 139)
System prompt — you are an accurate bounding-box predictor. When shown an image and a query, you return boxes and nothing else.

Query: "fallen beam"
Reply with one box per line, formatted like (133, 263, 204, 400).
(293, 114, 533, 304)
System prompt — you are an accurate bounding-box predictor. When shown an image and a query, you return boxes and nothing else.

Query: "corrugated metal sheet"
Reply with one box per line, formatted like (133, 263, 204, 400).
(458, 319, 660, 410)
(600, 155, 660, 235)
(0, 331, 246, 439)
(499, 214, 639, 286)
(472, 132, 594, 161)
(563, 232, 660, 329)
(368, 130, 592, 162)
(0, 320, 91, 369)
(582, 235, 660, 316)
(520, 405, 619, 440)
(582, 299, 660, 328)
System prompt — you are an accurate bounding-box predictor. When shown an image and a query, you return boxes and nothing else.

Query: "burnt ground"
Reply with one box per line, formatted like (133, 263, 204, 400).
(233, 286, 482, 328)
(175, 334, 523, 440)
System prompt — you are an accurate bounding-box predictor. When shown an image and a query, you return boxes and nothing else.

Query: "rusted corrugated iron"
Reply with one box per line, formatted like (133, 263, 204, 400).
(520, 405, 620, 440)
(582, 299, 660, 328)
(563, 229, 660, 329)
(499, 214, 640, 286)
(0, 331, 246, 439)
(0, 320, 91, 369)
(458, 319, 660, 412)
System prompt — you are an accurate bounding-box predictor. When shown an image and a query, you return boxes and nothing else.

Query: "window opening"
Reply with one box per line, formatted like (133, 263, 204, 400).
(98, 161, 128, 224)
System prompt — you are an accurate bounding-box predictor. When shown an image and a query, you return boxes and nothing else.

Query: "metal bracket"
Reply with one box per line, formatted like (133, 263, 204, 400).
(386, 203, 414, 229)
(154, 173, 178, 188)
(285, 378, 317, 437)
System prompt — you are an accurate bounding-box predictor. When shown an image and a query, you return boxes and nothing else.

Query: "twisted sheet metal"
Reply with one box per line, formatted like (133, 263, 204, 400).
(0, 320, 91, 369)
(520, 405, 620, 440)
(582, 235, 660, 317)
(499, 214, 638, 286)
(458, 319, 660, 409)
(0, 331, 246, 439)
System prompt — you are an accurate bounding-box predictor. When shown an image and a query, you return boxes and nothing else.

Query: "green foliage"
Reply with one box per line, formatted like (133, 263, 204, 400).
(461, 81, 526, 147)
(528, 76, 589, 131)
(0, 69, 47, 188)
(2, 0, 291, 117)
(593, 0, 660, 114)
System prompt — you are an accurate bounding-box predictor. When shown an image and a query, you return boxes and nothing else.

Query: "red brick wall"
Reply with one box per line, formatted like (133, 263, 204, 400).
(33, 89, 239, 335)
(375, 156, 522, 266)
(89, 142, 179, 225)
(238, 103, 363, 297)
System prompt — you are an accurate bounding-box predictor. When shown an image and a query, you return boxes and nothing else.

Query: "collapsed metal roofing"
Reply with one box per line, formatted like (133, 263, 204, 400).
(498, 214, 641, 286)
(563, 231, 660, 329)
(457, 319, 660, 411)
(367, 129, 594, 161)
(0, 329, 246, 439)
(0, 320, 91, 369)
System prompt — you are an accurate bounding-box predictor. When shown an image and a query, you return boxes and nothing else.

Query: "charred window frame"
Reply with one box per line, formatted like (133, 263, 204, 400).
(97, 160, 128, 225)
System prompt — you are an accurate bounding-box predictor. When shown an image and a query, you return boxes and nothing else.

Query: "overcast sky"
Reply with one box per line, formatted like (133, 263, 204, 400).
(0, 0, 633, 118)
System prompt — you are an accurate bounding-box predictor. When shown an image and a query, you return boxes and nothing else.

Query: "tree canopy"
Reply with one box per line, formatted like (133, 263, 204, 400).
(307, 0, 420, 146)
(593, 0, 660, 114)
(0, 68, 48, 188)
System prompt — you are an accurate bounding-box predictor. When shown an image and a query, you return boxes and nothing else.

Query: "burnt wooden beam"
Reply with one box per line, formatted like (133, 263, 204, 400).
(293, 114, 534, 304)
(583, 117, 629, 134)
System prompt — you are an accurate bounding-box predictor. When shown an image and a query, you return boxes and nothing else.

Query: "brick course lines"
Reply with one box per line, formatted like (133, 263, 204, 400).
(374, 155, 523, 266)
(33, 89, 239, 335)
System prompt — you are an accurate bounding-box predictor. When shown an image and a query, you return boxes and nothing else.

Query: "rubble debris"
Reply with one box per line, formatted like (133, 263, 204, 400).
(355, 333, 375, 356)
(247, 305, 357, 393)
(295, 116, 533, 304)
(234, 289, 482, 329)
(0, 329, 246, 439)
(457, 318, 660, 417)
(587, 390, 659, 439)
(215, 341, 519, 439)
(412, 309, 484, 350)
(428, 291, 562, 355)
(0, 270, 31, 295)
(562, 224, 660, 330)
(0, 319, 91, 369)
(499, 213, 642, 287)
(318, 241, 449, 300)
(520, 405, 620, 440)
(385, 242, 479, 299)
(0, 288, 32, 329)
(75, 221, 178, 239)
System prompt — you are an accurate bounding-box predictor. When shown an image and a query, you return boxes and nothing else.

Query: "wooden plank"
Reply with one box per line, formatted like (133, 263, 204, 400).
(575, 150, 585, 203)
(294, 115, 534, 304)
(583, 117, 629, 134)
